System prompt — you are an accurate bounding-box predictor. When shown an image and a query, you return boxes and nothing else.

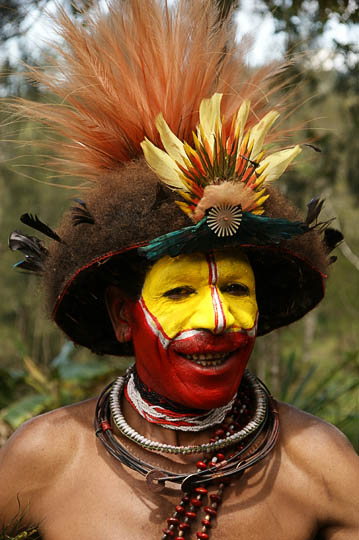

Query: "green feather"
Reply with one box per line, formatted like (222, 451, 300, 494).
(138, 212, 308, 262)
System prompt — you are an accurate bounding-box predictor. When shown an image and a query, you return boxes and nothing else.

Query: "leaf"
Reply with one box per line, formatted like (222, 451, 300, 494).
(51, 342, 75, 368)
(57, 361, 113, 383)
(23, 357, 48, 387)
(1, 394, 49, 429)
(290, 364, 317, 405)
(279, 352, 296, 402)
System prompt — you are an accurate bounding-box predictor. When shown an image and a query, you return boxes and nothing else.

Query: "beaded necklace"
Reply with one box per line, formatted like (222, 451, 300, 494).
(95, 369, 279, 539)
(124, 369, 237, 431)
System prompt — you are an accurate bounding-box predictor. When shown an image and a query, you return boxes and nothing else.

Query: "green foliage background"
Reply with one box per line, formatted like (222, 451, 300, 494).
(0, 0, 358, 450)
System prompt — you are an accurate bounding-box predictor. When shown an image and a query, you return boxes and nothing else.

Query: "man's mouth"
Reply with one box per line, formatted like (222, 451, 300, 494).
(178, 350, 233, 367)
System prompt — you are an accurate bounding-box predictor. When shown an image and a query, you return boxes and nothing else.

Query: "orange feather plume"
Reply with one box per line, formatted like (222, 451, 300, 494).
(12, 0, 293, 181)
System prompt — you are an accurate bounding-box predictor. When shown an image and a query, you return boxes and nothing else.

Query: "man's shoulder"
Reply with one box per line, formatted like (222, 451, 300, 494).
(276, 402, 358, 522)
(4, 397, 96, 446)
(0, 398, 97, 490)
(0, 398, 98, 526)
(277, 401, 357, 459)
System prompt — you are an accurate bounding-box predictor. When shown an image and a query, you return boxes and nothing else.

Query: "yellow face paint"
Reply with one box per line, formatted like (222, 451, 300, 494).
(141, 249, 258, 340)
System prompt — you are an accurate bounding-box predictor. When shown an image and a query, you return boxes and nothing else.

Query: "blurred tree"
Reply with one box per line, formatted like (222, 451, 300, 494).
(254, 0, 359, 44)
(0, 0, 95, 42)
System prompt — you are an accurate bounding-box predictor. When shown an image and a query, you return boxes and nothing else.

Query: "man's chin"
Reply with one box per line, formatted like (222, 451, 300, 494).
(163, 356, 248, 410)
(170, 383, 242, 411)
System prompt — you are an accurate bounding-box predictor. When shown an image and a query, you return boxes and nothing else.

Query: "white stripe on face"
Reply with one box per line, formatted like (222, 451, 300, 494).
(206, 252, 226, 334)
(139, 297, 171, 349)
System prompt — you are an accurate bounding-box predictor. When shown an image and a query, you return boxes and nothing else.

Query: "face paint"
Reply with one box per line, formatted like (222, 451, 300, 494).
(128, 250, 258, 410)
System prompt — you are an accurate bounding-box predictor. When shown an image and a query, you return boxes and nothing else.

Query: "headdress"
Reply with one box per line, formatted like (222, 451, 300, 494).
(9, 0, 341, 355)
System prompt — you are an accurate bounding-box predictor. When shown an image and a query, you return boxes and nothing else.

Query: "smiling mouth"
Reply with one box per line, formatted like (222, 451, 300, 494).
(178, 351, 232, 367)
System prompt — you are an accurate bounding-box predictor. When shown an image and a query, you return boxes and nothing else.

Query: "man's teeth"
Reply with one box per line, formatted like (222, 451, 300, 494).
(182, 352, 231, 366)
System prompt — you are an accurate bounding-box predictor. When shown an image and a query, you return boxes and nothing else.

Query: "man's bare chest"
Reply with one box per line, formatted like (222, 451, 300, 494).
(37, 457, 318, 540)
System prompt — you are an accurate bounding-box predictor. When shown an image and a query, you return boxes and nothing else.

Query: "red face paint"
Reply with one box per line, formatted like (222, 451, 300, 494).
(130, 302, 256, 409)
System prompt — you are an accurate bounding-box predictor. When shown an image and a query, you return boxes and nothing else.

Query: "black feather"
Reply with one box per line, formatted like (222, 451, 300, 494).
(324, 228, 344, 253)
(72, 198, 87, 208)
(306, 197, 324, 225)
(9, 231, 48, 258)
(9, 230, 48, 274)
(20, 213, 62, 243)
(14, 258, 44, 273)
(71, 203, 95, 226)
(71, 198, 95, 226)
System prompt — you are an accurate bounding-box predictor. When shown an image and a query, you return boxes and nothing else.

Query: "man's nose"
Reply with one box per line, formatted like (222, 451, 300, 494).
(187, 286, 235, 334)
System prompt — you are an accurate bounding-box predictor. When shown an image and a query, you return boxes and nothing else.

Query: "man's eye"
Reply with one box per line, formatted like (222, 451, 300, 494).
(163, 286, 195, 300)
(221, 283, 249, 296)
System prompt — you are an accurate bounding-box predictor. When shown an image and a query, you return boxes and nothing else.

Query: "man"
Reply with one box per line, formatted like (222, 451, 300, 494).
(1, 1, 358, 539)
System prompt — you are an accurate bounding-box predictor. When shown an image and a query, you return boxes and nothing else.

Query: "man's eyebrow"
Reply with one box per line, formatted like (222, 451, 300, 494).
(157, 271, 200, 284)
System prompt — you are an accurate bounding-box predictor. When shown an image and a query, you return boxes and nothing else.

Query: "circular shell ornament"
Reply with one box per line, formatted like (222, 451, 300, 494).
(207, 205, 243, 237)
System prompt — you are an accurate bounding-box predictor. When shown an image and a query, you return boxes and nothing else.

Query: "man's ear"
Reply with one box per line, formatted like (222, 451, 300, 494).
(106, 286, 133, 343)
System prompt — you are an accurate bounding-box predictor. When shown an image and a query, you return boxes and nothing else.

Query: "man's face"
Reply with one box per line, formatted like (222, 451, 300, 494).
(127, 249, 258, 409)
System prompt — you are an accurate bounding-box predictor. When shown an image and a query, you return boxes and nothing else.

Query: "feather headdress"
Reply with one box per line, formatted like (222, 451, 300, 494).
(9, 0, 336, 355)
(142, 92, 301, 217)
(15, 0, 292, 180)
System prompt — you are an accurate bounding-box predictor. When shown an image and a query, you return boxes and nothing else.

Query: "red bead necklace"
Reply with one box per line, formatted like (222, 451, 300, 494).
(161, 397, 251, 539)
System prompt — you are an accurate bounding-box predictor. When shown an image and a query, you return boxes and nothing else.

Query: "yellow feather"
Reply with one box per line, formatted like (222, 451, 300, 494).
(248, 110, 280, 160)
(254, 194, 270, 207)
(234, 99, 250, 141)
(179, 190, 196, 202)
(192, 131, 202, 152)
(247, 138, 254, 155)
(254, 150, 265, 163)
(183, 141, 198, 158)
(141, 138, 188, 190)
(199, 93, 222, 148)
(175, 200, 193, 216)
(253, 173, 268, 188)
(155, 113, 187, 167)
(257, 145, 302, 185)
(240, 130, 250, 152)
(253, 188, 267, 200)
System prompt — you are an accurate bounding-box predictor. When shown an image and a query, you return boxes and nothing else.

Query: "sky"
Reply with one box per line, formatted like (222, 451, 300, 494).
(235, 0, 359, 69)
(3, 0, 359, 71)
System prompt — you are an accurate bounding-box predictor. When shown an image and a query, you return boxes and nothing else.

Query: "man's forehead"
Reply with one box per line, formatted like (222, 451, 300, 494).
(144, 249, 252, 282)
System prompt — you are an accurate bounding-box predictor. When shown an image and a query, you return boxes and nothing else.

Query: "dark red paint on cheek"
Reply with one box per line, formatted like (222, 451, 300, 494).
(130, 301, 256, 410)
